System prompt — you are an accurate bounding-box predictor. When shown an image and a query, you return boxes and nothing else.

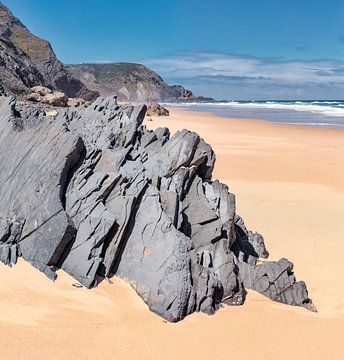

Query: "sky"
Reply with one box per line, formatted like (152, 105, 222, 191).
(3, 0, 344, 99)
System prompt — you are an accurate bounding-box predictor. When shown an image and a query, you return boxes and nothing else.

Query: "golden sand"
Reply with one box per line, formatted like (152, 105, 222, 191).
(1, 108, 343, 359)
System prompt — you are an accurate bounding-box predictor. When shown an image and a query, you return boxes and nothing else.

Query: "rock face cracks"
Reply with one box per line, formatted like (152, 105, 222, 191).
(0, 95, 316, 321)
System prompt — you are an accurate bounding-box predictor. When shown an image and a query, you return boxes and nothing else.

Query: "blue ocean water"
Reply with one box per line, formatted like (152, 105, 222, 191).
(164, 100, 344, 129)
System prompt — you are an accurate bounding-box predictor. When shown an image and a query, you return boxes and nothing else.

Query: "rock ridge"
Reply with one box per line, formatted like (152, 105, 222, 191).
(0, 94, 316, 321)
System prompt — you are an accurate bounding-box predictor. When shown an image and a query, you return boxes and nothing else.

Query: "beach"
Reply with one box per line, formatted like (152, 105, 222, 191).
(1, 108, 344, 359)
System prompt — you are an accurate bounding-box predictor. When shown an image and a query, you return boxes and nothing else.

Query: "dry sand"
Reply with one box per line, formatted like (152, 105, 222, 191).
(1, 108, 344, 359)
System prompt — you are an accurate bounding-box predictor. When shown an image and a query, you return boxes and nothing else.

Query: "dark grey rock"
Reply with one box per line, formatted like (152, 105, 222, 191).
(237, 258, 316, 311)
(0, 93, 316, 322)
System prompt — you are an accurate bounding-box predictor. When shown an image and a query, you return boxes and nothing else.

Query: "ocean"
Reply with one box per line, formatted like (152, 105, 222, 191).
(164, 100, 344, 129)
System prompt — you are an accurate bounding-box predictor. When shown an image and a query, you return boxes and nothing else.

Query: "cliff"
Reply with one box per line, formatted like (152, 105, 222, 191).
(0, 2, 98, 100)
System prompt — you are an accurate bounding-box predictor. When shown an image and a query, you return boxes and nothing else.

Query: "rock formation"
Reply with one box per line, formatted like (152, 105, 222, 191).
(170, 85, 216, 102)
(146, 103, 169, 117)
(0, 94, 316, 321)
(24, 86, 88, 108)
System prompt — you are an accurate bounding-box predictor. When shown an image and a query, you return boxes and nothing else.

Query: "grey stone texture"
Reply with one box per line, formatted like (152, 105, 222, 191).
(0, 94, 316, 321)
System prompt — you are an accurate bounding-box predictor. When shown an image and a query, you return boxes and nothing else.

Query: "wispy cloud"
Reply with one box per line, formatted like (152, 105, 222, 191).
(145, 51, 344, 99)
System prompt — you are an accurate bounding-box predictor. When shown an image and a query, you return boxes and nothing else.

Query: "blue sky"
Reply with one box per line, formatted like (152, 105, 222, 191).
(3, 0, 344, 99)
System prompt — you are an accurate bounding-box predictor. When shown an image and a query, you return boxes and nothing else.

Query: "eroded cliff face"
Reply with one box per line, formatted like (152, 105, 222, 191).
(0, 3, 215, 104)
(0, 2, 98, 100)
(0, 95, 315, 321)
(66, 63, 216, 103)
(66, 63, 182, 102)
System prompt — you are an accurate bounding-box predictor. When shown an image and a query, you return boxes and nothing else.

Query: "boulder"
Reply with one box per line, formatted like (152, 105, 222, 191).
(45, 109, 58, 117)
(0, 94, 315, 322)
(41, 92, 68, 107)
(24, 92, 42, 102)
(31, 86, 52, 96)
(146, 103, 169, 116)
(67, 98, 87, 107)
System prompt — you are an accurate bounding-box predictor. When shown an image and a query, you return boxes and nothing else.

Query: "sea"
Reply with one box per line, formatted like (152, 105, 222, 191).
(163, 100, 344, 129)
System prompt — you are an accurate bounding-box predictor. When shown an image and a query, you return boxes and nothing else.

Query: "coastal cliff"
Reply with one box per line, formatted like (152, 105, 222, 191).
(0, 2, 98, 100)
(0, 2, 213, 103)
(66, 63, 216, 102)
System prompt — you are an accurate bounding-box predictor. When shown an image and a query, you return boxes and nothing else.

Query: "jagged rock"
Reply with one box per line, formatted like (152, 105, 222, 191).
(0, 94, 315, 322)
(236, 258, 317, 311)
(146, 103, 169, 117)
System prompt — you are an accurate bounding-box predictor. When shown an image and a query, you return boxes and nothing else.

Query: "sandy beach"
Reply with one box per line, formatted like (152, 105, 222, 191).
(1, 108, 344, 360)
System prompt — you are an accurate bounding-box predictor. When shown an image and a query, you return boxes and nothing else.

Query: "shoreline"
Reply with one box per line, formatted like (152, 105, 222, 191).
(159, 107, 344, 190)
(167, 106, 344, 132)
(164, 101, 344, 130)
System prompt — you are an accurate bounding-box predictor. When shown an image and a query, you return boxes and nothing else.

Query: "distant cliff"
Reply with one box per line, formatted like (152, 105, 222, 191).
(66, 63, 178, 102)
(67, 63, 215, 102)
(0, 2, 214, 103)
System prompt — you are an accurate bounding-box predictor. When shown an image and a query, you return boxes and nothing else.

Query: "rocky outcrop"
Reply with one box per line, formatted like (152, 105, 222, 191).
(146, 103, 169, 117)
(25, 87, 68, 107)
(0, 94, 316, 322)
(24, 86, 88, 107)
(170, 85, 216, 102)
(0, 2, 98, 100)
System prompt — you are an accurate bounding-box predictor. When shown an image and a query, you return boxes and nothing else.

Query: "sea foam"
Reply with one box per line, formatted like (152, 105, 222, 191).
(164, 100, 344, 128)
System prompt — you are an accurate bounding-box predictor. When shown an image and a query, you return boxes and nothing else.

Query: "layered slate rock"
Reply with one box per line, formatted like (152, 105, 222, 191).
(0, 95, 316, 322)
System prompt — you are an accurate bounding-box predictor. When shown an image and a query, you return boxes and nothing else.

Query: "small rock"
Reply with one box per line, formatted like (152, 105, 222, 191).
(24, 92, 42, 102)
(31, 86, 52, 96)
(41, 92, 68, 107)
(67, 98, 86, 107)
(146, 103, 169, 117)
(45, 109, 58, 117)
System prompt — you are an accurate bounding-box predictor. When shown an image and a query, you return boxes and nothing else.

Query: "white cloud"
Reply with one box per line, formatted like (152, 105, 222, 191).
(146, 51, 344, 84)
(144, 51, 344, 99)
